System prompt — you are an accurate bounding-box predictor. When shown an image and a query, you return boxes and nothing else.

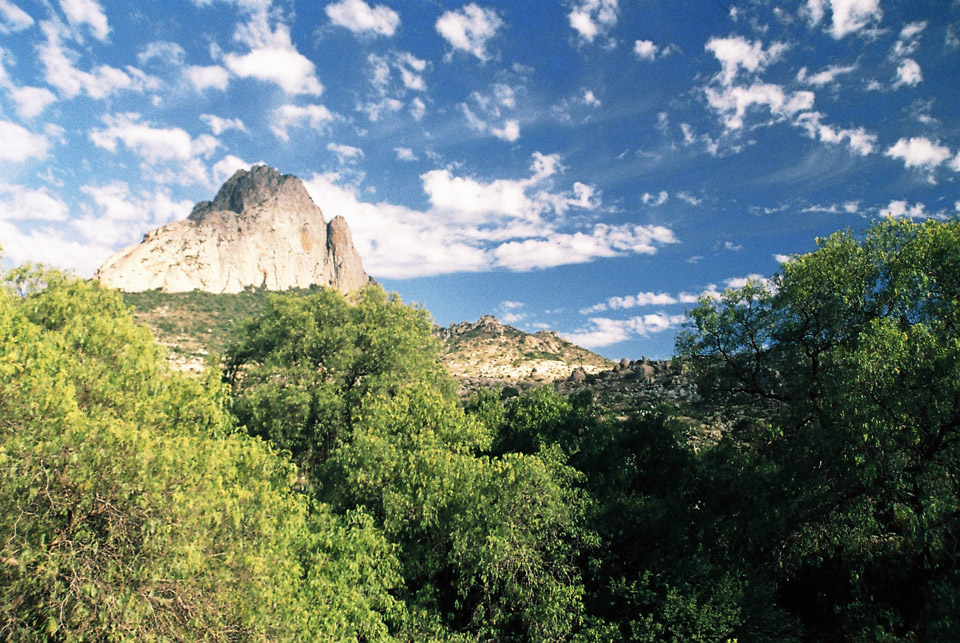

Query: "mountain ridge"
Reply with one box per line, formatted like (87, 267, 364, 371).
(96, 164, 371, 294)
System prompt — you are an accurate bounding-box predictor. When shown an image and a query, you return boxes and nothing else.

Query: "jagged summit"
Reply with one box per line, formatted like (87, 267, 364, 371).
(96, 164, 371, 294)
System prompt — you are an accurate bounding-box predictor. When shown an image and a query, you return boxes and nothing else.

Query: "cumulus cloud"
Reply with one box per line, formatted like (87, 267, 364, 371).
(796, 62, 857, 86)
(583, 90, 601, 106)
(794, 111, 877, 155)
(568, 0, 618, 45)
(0, 183, 69, 221)
(325, 0, 399, 37)
(361, 52, 427, 121)
(435, 3, 503, 61)
(270, 104, 335, 141)
(74, 181, 193, 246)
(38, 21, 155, 99)
(563, 313, 686, 349)
(894, 59, 922, 87)
(805, 0, 883, 39)
(186, 65, 230, 91)
(634, 39, 658, 60)
(200, 113, 246, 135)
(884, 137, 952, 170)
(394, 147, 417, 161)
(7, 85, 57, 119)
(0, 0, 34, 33)
(491, 119, 520, 142)
(223, 12, 323, 95)
(879, 199, 926, 219)
(90, 113, 218, 163)
(0, 120, 50, 161)
(327, 142, 363, 164)
(211, 154, 251, 185)
(705, 36, 788, 85)
(303, 153, 668, 279)
(580, 291, 680, 314)
(705, 82, 814, 131)
(641, 191, 668, 206)
(59, 0, 110, 41)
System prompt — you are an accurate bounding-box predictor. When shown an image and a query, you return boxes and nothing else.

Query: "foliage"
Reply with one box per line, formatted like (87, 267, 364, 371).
(225, 286, 590, 641)
(0, 268, 401, 640)
(678, 218, 960, 639)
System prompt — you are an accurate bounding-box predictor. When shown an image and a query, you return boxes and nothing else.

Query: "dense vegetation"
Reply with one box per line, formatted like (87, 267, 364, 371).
(1, 217, 958, 640)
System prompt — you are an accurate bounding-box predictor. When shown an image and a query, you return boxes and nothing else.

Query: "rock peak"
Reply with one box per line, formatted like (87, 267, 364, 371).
(96, 165, 372, 294)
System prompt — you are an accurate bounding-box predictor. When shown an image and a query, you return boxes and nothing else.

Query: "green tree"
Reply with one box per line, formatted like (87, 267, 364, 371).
(678, 218, 960, 639)
(0, 267, 402, 640)
(226, 286, 590, 641)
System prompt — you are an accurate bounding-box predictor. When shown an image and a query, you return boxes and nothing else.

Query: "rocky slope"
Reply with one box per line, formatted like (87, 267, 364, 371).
(96, 164, 371, 294)
(435, 315, 613, 387)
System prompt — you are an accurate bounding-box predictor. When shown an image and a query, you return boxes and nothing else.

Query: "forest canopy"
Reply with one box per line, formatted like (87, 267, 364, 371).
(1, 216, 958, 641)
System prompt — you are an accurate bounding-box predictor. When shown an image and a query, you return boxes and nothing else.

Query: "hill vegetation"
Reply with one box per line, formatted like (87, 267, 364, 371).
(2, 217, 959, 640)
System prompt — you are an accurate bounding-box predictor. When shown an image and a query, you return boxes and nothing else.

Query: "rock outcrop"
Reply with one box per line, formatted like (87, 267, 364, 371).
(96, 164, 371, 294)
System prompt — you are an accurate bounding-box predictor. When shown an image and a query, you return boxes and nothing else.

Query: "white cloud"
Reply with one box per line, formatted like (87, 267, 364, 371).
(0, 120, 49, 161)
(793, 111, 877, 155)
(724, 241, 743, 251)
(394, 147, 417, 161)
(568, 0, 618, 44)
(9, 85, 57, 119)
(491, 119, 520, 142)
(224, 13, 323, 95)
(676, 191, 702, 206)
(270, 104, 335, 141)
(892, 21, 926, 58)
(806, 0, 882, 39)
(581, 291, 679, 314)
(211, 155, 251, 185)
(302, 153, 665, 279)
(774, 253, 792, 264)
(797, 62, 857, 86)
(0, 183, 68, 221)
(0, 220, 113, 276)
(138, 40, 186, 66)
(59, 0, 109, 41)
(75, 181, 193, 246)
(894, 59, 922, 88)
(879, 199, 926, 219)
(327, 142, 363, 163)
(563, 313, 685, 349)
(493, 224, 676, 271)
(90, 113, 219, 163)
(705, 82, 814, 131)
(0, 0, 33, 33)
(884, 137, 952, 170)
(951, 152, 960, 173)
(641, 191, 668, 206)
(410, 97, 426, 120)
(326, 0, 399, 37)
(38, 21, 153, 99)
(200, 113, 246, 135)
(583, 90, 601, 106)
(435, 3, 503, 61)
(224, 47, 323, 95)
(360, 52, 427, 121)
(634, 39, 658, 60)
(186, 65, 230, 91)
(705, 36, 788, 85)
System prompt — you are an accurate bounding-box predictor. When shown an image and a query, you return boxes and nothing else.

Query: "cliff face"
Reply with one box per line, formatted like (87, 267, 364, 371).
(95, 165, 371, 294)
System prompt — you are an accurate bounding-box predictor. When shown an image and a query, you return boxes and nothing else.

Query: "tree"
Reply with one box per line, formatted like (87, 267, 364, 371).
(226, 286, 590, 641)
(678, 218, 960, 639)
(0, 267, 402, 640)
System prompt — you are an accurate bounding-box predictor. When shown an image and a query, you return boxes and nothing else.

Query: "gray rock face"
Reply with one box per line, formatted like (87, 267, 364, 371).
(96, 165, 371, 294)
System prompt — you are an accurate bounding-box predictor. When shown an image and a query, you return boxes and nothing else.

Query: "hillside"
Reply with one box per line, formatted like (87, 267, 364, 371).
(121, 291, 616, 383)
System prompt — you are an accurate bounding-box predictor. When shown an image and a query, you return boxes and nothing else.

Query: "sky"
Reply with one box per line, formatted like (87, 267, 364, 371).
(1, 0, 959, 359)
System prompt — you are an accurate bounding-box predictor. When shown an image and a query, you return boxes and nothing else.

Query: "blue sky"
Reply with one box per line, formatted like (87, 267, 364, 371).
(1, 0, 959, 359)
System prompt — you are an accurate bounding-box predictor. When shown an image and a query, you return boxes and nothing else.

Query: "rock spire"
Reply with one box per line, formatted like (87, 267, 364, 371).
(96, 165, 371, 294)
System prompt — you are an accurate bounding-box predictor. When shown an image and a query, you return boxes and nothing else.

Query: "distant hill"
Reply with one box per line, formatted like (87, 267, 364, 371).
(435, 315, 613, 384)
(120, 291, 614, 383)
